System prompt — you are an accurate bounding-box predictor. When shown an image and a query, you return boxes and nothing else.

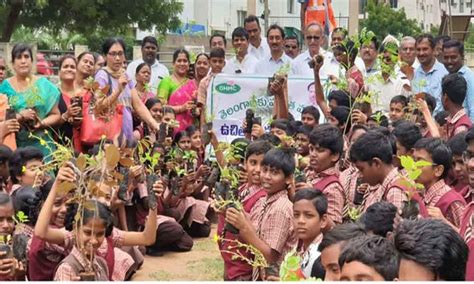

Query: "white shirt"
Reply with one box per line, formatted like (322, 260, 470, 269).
(255, 53, 293, 76)
(324, 51, 343, 78)
(126, 59, 169, 93)
(355, 57, 380, 79)
(247, 37, 271, 61)
(367, 70, 411, 113)
(291, 49, 335, 79)
(222, 54, 259, 74)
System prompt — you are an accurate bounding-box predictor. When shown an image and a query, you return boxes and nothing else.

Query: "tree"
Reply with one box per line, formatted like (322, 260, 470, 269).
(360, 0, 422, 41)
(0, 0, 183, 42)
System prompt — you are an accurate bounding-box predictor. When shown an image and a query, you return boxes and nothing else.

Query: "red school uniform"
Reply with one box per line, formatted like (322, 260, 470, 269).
(446, 109, 472, 139)
(217, 183, 266, 281)
(460, 202, 474, 281)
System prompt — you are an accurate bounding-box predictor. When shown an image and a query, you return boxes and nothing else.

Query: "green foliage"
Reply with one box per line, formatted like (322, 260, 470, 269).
(398, 155, 431, 198)
(360, 0, 422, 40)
(14, 211, 29, 224)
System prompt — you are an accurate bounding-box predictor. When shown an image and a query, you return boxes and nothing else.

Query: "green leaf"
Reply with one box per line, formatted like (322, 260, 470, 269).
(415, 160, 432, 168)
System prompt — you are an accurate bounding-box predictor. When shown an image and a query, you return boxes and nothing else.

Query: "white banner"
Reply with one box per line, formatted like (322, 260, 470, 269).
(206, 74, 323, 143)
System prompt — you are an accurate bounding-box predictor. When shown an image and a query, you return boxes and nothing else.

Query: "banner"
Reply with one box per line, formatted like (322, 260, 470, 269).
(206, 74, 322, 143)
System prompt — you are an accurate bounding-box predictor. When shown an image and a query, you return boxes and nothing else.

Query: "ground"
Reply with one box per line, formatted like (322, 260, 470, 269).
(132, 226, 223, 281)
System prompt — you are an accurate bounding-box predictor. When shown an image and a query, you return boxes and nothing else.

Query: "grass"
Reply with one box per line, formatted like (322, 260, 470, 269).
(193, 236, 219, 252)
(148, 270, 172, 280)
(186, 256, 224, 281)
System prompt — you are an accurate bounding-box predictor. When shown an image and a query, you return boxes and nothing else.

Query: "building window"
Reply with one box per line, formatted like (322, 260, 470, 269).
(460, 0, 465, 12)
(287, 0, 295, 14)
(237, 10, 247, 27)
(390, 0, 398, 8)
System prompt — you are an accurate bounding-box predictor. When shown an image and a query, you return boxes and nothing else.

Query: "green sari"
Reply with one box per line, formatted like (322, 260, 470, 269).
(0, 77, 60, 158)
(157, 76, 188, 103)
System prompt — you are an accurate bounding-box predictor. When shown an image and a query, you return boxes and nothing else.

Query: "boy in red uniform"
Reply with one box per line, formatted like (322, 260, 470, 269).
(442, 73, 472, 139)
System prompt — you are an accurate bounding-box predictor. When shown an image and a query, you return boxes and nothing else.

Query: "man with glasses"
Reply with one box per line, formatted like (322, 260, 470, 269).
(354, 36, 380, 79)
(244, 15, 271, 61)
(292, 22, 339, 78)
(284, 36, 300, 59)
(126, 36, 169, 93)
(256, 24, 293, 76)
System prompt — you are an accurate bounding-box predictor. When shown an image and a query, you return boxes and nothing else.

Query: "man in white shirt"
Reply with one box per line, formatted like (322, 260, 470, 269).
(256, 24, 293, 76)
(209, 34, 227, 50)
(292, 22, 338, 79)
(399, 36, 419, 80)
(222, 27, 259, 74)
(355, 36, 380, 79)
(126, 36, 169, 93)
(244, 15, 271, 60)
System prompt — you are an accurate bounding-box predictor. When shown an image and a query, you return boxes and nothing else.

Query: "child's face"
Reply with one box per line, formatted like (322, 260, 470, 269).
(178, 136, 192, 151)
(162, 112, 175, 124)
(19, 159, 43, 186)
(0, 203, 14, 235)
(340, 261, 386, 281)
(77, 218, 107, 258)
(190, 131, 202, 150)
(245, 154, 264, 186)
(293, 199, 325, 244)
(398, 258, 436, 281)
(465, 140, 474, 187)
(295, 133, 310, 156)
(389, 102, 405, 122)
(210, 57, 225, 74)
(354, 160, 382, 186)
(412, 148, 442, 186)
(321, 243, 342, 281)
(150, 103, 162, 122)
(260, 165, 290, 195)
(301, 113, 317, 127)
(309, 144, 339, 173)
(270, 127, 287, 141)
(51, 196, 68, 228)
(452, 154, 468, 185)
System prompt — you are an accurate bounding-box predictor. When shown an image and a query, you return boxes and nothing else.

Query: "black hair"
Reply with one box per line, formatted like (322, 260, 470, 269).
(392, 120, 422, 151)
(448, 132, 467, 156)
(262, 147, 295, 177)
(9, 146, 44, 184)
(349, 131, 394, 164)
(162, 105, 175, 116)
(435, 35, 451, 45)
(58, 54, 77, 70)
(285, 35, 299, 46)
(309, 124, 344, 156)
(339, 235, 399, 281)
(195, 52, 210, 64)
(442, 73, 467, 106)
(416, 34, 436, 49)
(328, 90, 351, 108)
(145, 97, 162, 110)
(0, 192, 11, 206)
(244, 15, 260, 28)
(442, 39, 464, 57)
(185, 125, 199, 137)
(257, 133, 282, 146)
(135, 62, 151, 74)
(172, 130, 190, 146)
(465, 127, 474, 144)
(64, 200, 114, 237)
(413, 138, 452, 179)
(141, 36, 158, 48)
(332, 27, 348, 37)
(209, 34, 227, 47)
(0, 145, 13, 165)
(77, 51, 96, 65)
(422, 93, 436, 113)
(245, 140, 273, 160)
(318, 222, 367, 253)
(102, 37, 126, 55)
(266, 24, 285, 39)
(11, 185, 42, 226)
(232, 27, 249, 41)
(172, 48, 190, 63)
(11, 43, 33, 63)
(368, 112, 389, 128)
(330, 106, 351, 132)
(301, 105, 321, 122)
(434, 110, 449, 126)
(294, 189, 328, 217)
(270, 119, 296, 136)
(296, 124, 313, 137)
(209, 47, 226, 59)
(360, 201, 397, 237)
(390, 95, 408, 107)
(394, 218, 468, 281)
(231, 138, 251, 162)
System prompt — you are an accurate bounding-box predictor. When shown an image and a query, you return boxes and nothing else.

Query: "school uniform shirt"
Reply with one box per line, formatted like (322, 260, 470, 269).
(446, 108, 472, 139)
(291, 49, 337, 79)
(367, 70, 411, 113)
(250, 189, 298, 280)
(413, 60, 449, 115)
(363, 167, 407, 211)
(126, 59, 169, 93)
(255, 53, 293, 76)
(54, 246, 109, 281)
(298, 234, 323, 279)
(423, 179, 466, 227)
(460, 186, 473, 204)
(306, 167, 345, 224)
(222, 54, 259, 75)
(247, 37, 271, 61)
(340, 166, 379, 210)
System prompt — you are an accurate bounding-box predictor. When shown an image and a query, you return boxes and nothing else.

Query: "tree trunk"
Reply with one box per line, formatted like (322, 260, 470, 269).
(1, 0, 24, 42)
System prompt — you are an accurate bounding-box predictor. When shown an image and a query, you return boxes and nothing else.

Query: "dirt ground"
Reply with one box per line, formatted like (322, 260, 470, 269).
(131, 226, 224, 281)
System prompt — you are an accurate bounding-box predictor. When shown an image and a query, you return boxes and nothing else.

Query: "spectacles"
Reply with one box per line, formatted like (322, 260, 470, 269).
(306, 36, 320, 41)
(108, 51, 124, 58)
(462, 151, 474, 162)
(285, 45, 298, 49)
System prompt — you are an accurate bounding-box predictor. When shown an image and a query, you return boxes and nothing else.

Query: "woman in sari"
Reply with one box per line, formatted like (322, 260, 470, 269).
(159, 51, 210, 133)
(0, 43, 60, 157)
(75, 52, 96, 89)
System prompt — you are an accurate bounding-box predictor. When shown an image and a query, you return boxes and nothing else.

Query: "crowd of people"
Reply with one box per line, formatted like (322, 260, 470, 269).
(0, 12, 471, 282)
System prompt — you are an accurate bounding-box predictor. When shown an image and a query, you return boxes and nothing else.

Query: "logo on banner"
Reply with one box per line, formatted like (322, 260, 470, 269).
(215, 82, 241, 94)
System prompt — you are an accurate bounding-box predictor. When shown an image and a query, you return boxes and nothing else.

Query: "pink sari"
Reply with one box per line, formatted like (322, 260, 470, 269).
(168, 79, 197, 133)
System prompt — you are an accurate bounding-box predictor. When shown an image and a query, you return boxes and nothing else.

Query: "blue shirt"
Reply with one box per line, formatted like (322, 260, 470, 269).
(413, 60, 448, 115)
(458, 65, 474, 122)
